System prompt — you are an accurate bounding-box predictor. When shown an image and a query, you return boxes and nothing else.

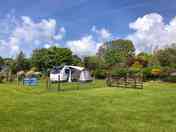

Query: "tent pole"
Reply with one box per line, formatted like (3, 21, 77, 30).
(68, 69, 72, 82)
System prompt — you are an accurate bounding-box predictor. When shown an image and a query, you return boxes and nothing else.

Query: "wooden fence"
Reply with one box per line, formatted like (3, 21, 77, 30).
(106, 74, 143, 89)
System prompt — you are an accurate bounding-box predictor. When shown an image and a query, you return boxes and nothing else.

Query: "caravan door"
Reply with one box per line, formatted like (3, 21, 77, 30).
(60, 68, 69, 81)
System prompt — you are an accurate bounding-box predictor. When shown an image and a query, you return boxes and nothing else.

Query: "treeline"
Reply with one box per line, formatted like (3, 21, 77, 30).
(0, 47, 82, 74)
(0, 39, 176, 82)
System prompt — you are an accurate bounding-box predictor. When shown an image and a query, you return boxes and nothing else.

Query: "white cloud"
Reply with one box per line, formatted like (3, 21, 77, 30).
(127, 13, 176, 53)
(91, 26, 112, 40)
(0, 14, 65, 57)
(66, 35, 101, 57)
(66, 27, 112, 57)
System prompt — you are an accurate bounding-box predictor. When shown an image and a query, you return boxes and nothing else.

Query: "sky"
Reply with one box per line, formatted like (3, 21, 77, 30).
(0, 0, 176, 57)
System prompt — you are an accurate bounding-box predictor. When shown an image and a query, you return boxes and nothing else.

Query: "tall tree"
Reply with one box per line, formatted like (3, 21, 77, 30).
(98, 39, 135, 67)
(155, 44, 176, 68)
(15, 51, 31, 72)
(72, 55, 82, 66)
(31, 46, 73, 71)
(0, 56, 4, 65)
(84, 56, 106, 78)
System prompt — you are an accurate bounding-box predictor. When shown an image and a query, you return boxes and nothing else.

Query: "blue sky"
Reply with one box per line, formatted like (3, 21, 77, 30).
(0, 0, 176, 57)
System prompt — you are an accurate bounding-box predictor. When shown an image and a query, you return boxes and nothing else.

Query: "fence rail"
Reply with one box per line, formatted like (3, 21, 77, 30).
(106, 75, 143, 89)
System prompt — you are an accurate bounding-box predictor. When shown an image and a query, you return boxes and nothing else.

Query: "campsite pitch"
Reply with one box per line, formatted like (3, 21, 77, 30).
(0, 81, 176, 132)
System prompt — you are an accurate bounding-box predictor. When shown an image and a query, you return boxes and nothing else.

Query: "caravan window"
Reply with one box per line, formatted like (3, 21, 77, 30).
(51, 67, 62, 74)
(65, 69, 70, 74)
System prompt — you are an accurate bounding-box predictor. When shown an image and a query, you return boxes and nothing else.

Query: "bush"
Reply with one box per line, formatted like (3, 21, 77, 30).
(0, 74, 5, 83)
(131, 61, 143, 69)
(142, 67, 153, 81)
(162, 76, 176, 82)
(94, 69, 106, 79)
(151, 68, 161, 76)
(128, 68, 142, 76)
(111, 68, 128, 77)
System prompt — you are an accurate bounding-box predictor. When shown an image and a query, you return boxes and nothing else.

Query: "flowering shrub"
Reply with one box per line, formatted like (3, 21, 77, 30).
(151, 68, 161, 76)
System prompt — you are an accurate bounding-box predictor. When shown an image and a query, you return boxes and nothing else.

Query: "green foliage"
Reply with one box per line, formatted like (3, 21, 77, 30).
(0, 56, 4, 65)
(102, 39, 135, 66)
(142, 67, 153, 80)
(31, 46, 73, 71)
(84, 56, 98, 70)
(111, 68, 128, 77)
(162, 76, 176, 82)
(137, 52, 153, 61)
(128, 68, 142, 76)
(155, 44, 176, 68)
(72, 55, 82, 66)
(104, 49, 122, 66)
(84, 56, 106, 79)
(15, 51, 31, 73)
(151, 68, 162, 77)
(0, 74, 5, 83)
(136, 52, 153, 67)
(160, 67, 170, 77)
(131, 61, 143, 69)
(94, 68, 107, 79)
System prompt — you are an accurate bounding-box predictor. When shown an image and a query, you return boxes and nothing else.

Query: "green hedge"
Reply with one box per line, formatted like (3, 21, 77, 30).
(94, 69, 107, 79)
(110, 68, 128, 77)
(162, 76, 176, 83)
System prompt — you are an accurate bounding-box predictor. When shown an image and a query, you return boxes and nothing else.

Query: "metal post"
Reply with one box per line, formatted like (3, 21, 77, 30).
(46, 76, 49, 90)
(57, 75, 61, 91)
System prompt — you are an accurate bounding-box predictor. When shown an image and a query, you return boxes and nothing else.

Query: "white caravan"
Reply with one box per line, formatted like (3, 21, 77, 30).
(50, 66, 92, 82)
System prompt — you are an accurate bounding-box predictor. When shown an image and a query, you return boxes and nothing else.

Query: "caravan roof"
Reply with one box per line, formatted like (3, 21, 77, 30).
(67, 66, 84, 71)
(50, 66, 63, 74)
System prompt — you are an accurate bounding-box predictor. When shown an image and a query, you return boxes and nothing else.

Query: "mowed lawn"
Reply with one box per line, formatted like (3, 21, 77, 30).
(0, 80, 176, 132)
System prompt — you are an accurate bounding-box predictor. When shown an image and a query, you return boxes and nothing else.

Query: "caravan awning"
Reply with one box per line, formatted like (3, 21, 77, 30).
(67, 66, 84, 71)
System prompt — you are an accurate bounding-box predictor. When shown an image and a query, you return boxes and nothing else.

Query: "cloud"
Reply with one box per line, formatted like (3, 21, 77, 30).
(66, 35, 100, 57)
(91, 26, 112, 40)
(127, 13, 176, 53)
(66, 27, 112, 57)
(0, 14, 65, 57)
(3, 12, 176, 58)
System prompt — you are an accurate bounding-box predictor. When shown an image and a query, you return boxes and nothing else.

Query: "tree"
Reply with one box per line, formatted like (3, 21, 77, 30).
(31, 46, 73, 71)
(155, 44, 176, 68)
(15, 51, 31, 72)
(0, 56, 4, 65)
(99, 39, 135, 67)
(132, 52, 153, 67)
(72, 55, 82, 66)
(84, 56, 106, 78)
(31, 48, 49, 71)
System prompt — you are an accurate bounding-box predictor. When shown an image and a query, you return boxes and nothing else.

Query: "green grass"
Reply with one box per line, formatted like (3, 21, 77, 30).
(0, 80, 176, 132)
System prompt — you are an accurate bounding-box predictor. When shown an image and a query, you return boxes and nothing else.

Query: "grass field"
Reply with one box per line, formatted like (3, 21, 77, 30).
(0, 80, 176, 132)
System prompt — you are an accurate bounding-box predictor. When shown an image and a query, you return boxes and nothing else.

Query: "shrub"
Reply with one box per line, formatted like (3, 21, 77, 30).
(142, 67, 153, 81)
(151, 68, 162, 77)
(94, 69, 106, 79)
(162, 76, 176, 83)
(128, 68, 142, 76)
(111, 68, 127, 77)
(131, 61, 143, 69)
(160, 67, 170, 78)
(0, 74, 5, 83)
